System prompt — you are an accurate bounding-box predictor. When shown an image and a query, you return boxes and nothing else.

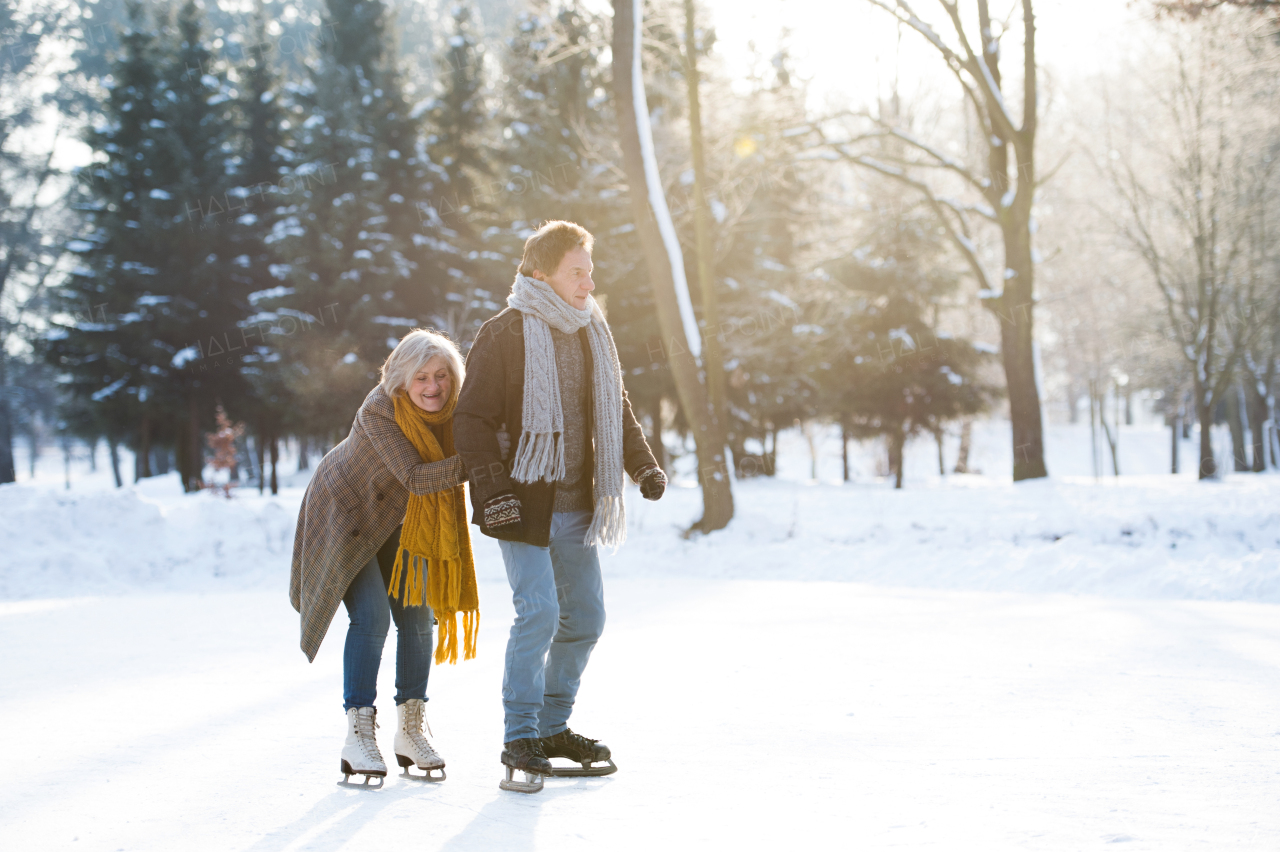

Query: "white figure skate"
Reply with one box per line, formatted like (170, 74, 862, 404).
(394, 699, 446, 781)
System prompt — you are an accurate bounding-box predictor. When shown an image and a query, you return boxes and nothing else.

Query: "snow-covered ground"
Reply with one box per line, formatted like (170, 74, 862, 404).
(2, 422, 1278, 850)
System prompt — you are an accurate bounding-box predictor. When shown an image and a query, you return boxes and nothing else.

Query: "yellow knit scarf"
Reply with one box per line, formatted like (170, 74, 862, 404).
(389, 390, 479, 664)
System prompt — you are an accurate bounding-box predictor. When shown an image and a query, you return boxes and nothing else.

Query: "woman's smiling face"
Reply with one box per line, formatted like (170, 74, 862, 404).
(408, 354, 452, 412)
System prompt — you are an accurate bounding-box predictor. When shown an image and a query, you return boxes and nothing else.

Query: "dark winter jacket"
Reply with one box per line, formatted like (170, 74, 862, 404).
(454, 307, 657, 547)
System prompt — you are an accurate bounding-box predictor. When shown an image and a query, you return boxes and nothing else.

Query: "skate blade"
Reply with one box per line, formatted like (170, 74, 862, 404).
(397, 755, 446, 782)
(338, 773, 385, 789)
(548, 758, 617, 778)
(499, 766, 545, 793)
(339, 760, 386, 788)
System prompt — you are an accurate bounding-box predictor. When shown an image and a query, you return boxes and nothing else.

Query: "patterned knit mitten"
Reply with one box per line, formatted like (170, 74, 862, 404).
(483, 491, 523, 530)
(635, 464, 667, 501)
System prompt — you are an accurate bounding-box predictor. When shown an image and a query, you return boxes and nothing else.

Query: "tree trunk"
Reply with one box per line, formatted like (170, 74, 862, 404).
(1243, 380, 1269, 472)
(993, 242, 1047, 481)
(1099, 409, 1120, 477)
(257, 431, 266, 494)
(136, 415, 153, 481)
(765, 426, 777, 477)
(953, 419, 972, 474)
(1196, 391, 1216, 479)
(1226, 383, 1249, 471)
(108, 436, 123, 488)
(985, 0, 1046, 482)
(62, 438, 72, 490)
(841, 423, 850, 482)
(1170, 414, 1179, 475)
(0, 349, 13, 483)
(176, 397, 199, 492)
(889, 426, 905, 489)
(87, 437, 98, 472)
(269, 434, 279, 495)
(1271, 419, 1280, 470)
(935, 428, 946, 475)
(682, 0, 732, 492)
(297, 435, 309, 472)
(1089, 379, 1099, 478)
(803, 421, 818, 481)
(611, 0, 732, 533)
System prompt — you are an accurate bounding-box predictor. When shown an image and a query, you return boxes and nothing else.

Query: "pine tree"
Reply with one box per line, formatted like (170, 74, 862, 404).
(816, 201, 1002, 488)
(231, 2, 295, 490)
(707, 46, 819, 471)
(277, 0, 439, 437)
(418, 0, 508, 342)
(46, 0, 250, 491)
(426, 3, 491, 225)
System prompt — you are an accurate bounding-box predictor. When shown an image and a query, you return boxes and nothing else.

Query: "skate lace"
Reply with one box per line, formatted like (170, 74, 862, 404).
(512, 737, 548, 759)
(403, 702, 439, 758)
(562, 729, 597, 751)
(354, 711, 383, 763)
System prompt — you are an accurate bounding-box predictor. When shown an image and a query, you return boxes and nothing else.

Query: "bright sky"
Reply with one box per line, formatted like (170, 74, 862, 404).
(41, 0, 1152, 174)
(700, 0, 1150, 111)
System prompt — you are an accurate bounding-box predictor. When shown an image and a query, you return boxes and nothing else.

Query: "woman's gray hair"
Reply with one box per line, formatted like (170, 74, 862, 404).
(379, 329, 466, 399)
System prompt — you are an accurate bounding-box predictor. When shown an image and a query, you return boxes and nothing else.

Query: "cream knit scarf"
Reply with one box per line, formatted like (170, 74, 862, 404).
(507, 272, 627, 548)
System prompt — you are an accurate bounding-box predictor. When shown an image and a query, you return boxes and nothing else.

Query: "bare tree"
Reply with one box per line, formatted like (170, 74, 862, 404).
(1105, 16, 1280, 477)
(812, 0, 1048, 481)
(611, 0, 733, 533)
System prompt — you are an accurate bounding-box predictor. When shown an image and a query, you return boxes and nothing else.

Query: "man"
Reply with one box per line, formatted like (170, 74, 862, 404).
(455, 220, 666, 793)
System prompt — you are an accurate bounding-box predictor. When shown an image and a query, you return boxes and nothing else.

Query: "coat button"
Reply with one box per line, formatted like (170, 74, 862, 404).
(350, 529, 359, 538)
(375, 493, 384, 501)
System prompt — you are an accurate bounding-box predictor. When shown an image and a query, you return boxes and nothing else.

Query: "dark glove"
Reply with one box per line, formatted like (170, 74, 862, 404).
(635, 463, 666, 501)
(483, 490, 523, 530)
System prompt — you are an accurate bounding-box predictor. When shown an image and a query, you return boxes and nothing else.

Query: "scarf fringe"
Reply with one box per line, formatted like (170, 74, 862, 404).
(433, 609, 480, 665)
(508, 272, 628, 549)
(388, 547, 479, 664)
(585, 493, 626, 550)
(510, 429, 566, 484)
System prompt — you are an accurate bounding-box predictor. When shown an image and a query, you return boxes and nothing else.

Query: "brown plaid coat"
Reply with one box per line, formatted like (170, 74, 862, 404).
(290, 385, 465, 662)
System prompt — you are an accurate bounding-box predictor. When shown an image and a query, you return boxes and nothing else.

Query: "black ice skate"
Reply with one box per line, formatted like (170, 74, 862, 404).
(499, 737, 552, 793)
(540, 728, 617, 777)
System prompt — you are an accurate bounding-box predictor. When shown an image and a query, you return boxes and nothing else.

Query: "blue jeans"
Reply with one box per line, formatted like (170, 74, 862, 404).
(498, 510, 605, 742)
(341, 552, 434, 711)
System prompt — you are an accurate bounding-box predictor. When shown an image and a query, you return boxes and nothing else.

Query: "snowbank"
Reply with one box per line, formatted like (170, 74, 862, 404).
(3, 463, 1277, 603)
(0, 473, 300, 599)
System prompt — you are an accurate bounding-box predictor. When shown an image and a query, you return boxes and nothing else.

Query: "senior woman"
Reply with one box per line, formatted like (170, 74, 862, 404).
(290, 329, 485, 787)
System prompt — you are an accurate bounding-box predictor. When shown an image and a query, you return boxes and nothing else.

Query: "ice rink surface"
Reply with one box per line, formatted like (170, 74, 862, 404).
(3, 578, 1278, 850)
(2, 422, 1278, 850)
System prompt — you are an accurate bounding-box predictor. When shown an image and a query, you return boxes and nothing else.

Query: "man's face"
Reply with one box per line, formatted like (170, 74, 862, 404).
(537, 245, 595, 310)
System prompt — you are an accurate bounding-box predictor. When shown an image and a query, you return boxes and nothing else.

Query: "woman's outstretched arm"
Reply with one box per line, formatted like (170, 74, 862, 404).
(356, 387, 465, 495)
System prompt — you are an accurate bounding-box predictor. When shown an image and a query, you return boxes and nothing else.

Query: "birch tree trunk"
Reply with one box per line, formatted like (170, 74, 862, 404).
(0, 351, 13, 483)
(682, 0, 731, 487)
(611, 0, 733, 533)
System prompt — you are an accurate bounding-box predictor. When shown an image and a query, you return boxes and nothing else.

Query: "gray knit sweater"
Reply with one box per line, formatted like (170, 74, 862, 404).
(551, 328, 592, 512)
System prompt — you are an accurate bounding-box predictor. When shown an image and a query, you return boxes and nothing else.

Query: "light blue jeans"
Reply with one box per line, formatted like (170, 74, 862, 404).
(498, 510, 605, 742)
